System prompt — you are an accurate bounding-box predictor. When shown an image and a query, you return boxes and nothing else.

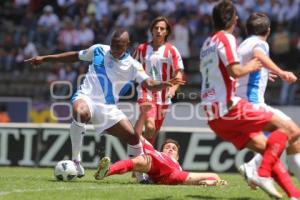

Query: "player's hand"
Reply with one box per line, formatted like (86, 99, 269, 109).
(167, 87, 176, 99)
(268, 71, 278, 82)
(249, 58, 262, 72)
(168, 77, 186, 86)
(24, 56, 45, 68)
(280, 71, 297, 84)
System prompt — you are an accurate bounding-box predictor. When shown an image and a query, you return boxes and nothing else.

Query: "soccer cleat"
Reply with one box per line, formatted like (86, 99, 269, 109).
(73, 160, 85, 178)
(238, 163, 258, 190)
(94, 157, 110, 180)
(249, 173, 282, 199)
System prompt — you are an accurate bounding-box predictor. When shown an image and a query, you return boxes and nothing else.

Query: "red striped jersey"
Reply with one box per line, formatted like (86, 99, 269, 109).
(133, 42, 184, 105)
(142, 139, 183, 182)
(200, 31, 241, 120)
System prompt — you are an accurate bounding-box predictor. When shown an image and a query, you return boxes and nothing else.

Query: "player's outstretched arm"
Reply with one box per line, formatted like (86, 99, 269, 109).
(141, 78, 185, 92)
(253, 49, 297, 84)
(227, 58, 262, 78)
(184, 172, 227, 186)
(24, 51, 79, 67)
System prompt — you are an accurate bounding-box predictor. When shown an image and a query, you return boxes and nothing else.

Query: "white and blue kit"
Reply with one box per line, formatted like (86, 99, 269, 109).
(237, 35, 290, 120)
(71, 44, 149, 134)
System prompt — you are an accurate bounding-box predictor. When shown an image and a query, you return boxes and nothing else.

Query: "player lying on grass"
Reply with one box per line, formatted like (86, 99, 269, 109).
(94, 138, 227, 186)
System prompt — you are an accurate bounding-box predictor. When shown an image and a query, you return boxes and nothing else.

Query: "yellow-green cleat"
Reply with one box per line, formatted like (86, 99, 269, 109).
(94, 157, 111, 180)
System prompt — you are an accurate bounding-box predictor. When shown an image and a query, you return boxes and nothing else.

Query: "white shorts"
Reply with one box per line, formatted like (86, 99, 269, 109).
(253, 103, 291, 121)
(72, 93, 127, 134)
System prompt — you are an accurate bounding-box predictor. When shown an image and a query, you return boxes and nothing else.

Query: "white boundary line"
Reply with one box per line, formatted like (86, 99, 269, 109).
(0, 123, 212, 133)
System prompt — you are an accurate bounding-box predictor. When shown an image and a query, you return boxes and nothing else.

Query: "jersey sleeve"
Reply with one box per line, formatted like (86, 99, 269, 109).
(169, 45, 184, 72)
(218, 33, 240, 67)
(78, 44, 99, 61)
(131, 58, 149, 84)
(132, 43, 147, 63)
(253, 41, 269, 55)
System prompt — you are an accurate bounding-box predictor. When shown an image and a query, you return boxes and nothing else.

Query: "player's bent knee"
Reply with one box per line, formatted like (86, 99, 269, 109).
(73, 101, 91, 123)
(73, 109, 90, 123)
(289, 131, 300, 143)
(146, 122, 155, 131)
(132, 155, 151, 172)
(285, 125, 300, 140)
(145, 122, 156, 135)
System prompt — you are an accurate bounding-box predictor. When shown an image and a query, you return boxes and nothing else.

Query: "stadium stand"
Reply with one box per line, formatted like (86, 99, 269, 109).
(0, 0, 299, 104)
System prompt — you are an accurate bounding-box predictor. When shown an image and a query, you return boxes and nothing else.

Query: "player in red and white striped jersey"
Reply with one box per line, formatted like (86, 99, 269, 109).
(94, 138, 226, 186)
(200, 1, 300, 199)
(133, 16, 184, 144)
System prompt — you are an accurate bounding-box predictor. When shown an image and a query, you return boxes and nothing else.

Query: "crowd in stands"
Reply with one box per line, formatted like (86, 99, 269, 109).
(0, 0, 299, 104)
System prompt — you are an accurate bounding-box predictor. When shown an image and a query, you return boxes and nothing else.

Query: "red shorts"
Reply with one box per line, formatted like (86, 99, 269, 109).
(148, 153, 188, 185)
(208, 99, 273, 150)
(138, 99, 169, 132)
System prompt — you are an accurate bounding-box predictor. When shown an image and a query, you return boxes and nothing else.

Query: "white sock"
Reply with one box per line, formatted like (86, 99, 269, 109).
(246, 154, 262, 169)
(127, 141, 143, 158)
(287, 153, 300, 182)
(127, 141, 148, 182)
(70, 120, 86, 162)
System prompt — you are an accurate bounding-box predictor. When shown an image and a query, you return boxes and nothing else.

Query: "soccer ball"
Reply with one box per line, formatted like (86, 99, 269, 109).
(54, 160, 78, 181)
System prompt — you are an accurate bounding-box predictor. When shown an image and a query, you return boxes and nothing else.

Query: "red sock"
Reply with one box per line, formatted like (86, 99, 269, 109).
(258, 130, 288, 177)
(107, 160, 134, 176)
(272, 160, 300, 197)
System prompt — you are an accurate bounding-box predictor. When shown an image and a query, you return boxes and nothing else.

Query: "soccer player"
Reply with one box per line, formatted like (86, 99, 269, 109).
(94, 138, 227, 186)
(199, 0, 300, 198)
(25, 29, 185, 179)
(236, 12, 300, 199)
(132, 16, 184, 145)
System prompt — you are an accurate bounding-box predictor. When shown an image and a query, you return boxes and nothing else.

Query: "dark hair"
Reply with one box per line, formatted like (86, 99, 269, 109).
(111, 28, 129, 40)
(246, 12, 270, 36)
(212, 0, 237, 31)
(150, 16, 172, 41)
(161, 138, 180, 152)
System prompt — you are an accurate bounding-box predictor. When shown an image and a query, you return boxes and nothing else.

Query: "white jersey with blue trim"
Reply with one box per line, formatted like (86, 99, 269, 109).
(72, 44, 149, 104)
(237, 36, 269, 104)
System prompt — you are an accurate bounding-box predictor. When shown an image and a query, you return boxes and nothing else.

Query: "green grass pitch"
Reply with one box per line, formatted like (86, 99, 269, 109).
(0, 167, 297, 200)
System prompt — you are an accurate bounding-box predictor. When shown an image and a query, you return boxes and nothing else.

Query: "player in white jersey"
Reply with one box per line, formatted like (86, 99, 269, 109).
(236, 13, 300, 198)
(133, 16, 184, 145)
(25, 29, 185, 180)
(200, 1, 300, 198)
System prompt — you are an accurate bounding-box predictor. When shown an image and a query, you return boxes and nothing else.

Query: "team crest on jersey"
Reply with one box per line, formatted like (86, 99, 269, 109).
(82, 50, 87, 55)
